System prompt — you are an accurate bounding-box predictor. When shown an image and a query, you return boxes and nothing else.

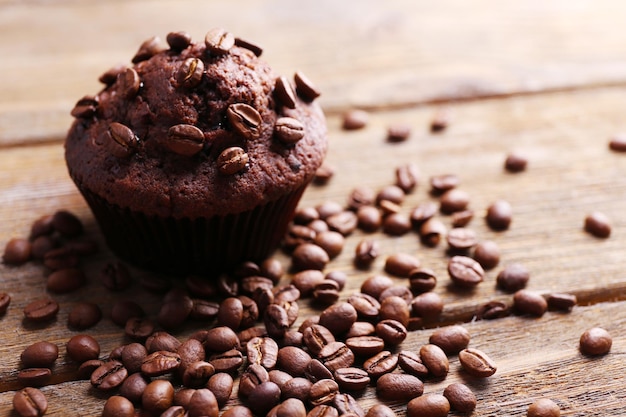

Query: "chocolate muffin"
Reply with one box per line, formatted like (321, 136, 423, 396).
(65, 29, 327, 275)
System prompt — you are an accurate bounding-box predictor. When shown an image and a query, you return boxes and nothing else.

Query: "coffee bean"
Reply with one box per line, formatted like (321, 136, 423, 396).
(141, 379, 174, 415)
(239, 364, 270, 398)
(353, 239, 379, 270)
(547, 293, 577, 311)
(430, 173, 459, 195)
(363, 350, 398, 378)
(241, 276, 274, 296)
(260, 258, 285, 283)
(51, 210, 83, 237)
(497, 263, 530, 292)
(166, 30, 192, 51)
(302, 324, 334, 356)
(246, 381, 281, 415)
(347, 292, 381, 321)
(70, 94, 99, 118)
(440, 188, 470, 214)
(227, 103, 262, 140)
(3, 238, 32, 265)
(356, 206, 382, 232)
(17, 368, 52, 387)
(379, 295, 410, 326)
(384, 253, 421, 277)
(107, 122, 139, 158)
(181, 360, 214, 388)
(277, 346, 311, 376)
(360, 275, 393, 300)
(579, 327, 612, 356)
(186, 389, 220, 417)
(411, 292, 443, 322)
(429, 325, 470, 355)
(313, 280, 341, 305)
(20, 341, 58, 368)
(222, 405, 254, 417)
(486, 200, 513, 230)
(375, 319, 407, 346)
(274, 76, 297, 109)
(275, 117, 305, 144)
(125, 317, 155, 340)
(216, 296, 244, 330)
(43, 246, 79, 270)
(308, 404, 339, 417)
(217, 146, 249, 175)
(132, 35, 163, 63)
(443, 383, 477, 413)
(281, 377, 312, 403)
(451, 209, 474, 227)
(471, 240, 500, 270)
(91, 360, 128, 390)
(326, 211, 358, 236)
(77, 359, 104, 380)
(378, 199, 401, 217)
(284, 225, 317, 252)
(207, 372, 234, 408)
(407, 394, 450, 417)
(376, 373, 424, 401)
(395, 163, 420, 193)
(476, 300, 510, 320)
(47, 267, 85, 294)
(177, 57, 204, 89)
(334, 367, 370, 391)
(235, 37, 263, 56)
(23, 297, 59, 322)
(319, 302, 358, 336)
(314, 231, 345, 259)
(420, 344, 449, 378)
(342, 109, 369, 130)
(334, 392, 365, 416)
(247, 336, 279, 369)
(166, 124, 205, 156)
(527, 398, 561, 417)
(66, 334, 100, 363)
(503, 152, 528, 173)
(13, 387, 48, 417)
(265, 303, 290, 339)
(309, 379, 339, 406)
(386, 123, 411, 142)
(398, 350, 429, 378)
(379, 285, 413, 304)
(347, 187, 376, 210)
(102, 395, 135, 417)
(419, 217, 447, 247)
(111, 300, 144, 327)
(141, 350, 181, 376)
(365, 404, 396, 417)
(318, 341, 355, 373)
(294, 71, 321, 102)
(513, 290, 548, 317)
(458, 347, 497, 377)
(304, 358, 334, 383)
(410, 202, 437, 228)
(118, 372, 149, 403)
(160, 406, 186, 417)
(205, 27, 235, 54)
(177, 338, 206, 374)
(584, 211, 611, 238)
(209, 348, 244, 373)
(119, 65, 142, 98)
(446, 227, 477, 252)
(382, 213, 412, 236)
(346, 335, 385, 357)
(448, 255, 484, 288)
(407, 267, 437, 294)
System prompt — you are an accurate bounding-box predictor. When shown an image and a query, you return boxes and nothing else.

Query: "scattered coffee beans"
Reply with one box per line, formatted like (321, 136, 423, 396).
(342, 109, 369, 130)
(579, 327, 612, 356)
(527, 398, 560, 417)
(443, 383, 477, 413)
(407, 394, 450, 417)
(459, 347, 497, 377)
(13, 387, 48, 417)
(584, 212, 611, 238)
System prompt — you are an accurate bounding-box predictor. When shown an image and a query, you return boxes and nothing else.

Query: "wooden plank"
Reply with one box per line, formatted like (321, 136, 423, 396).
(4, 0, 626, 144)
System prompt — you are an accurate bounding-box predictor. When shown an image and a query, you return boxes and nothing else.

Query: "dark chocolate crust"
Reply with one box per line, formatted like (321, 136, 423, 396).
(65, 37, 327, 219)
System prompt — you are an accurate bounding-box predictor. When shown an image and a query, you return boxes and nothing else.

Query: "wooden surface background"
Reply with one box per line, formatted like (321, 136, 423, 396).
(1, 0, 626, 416)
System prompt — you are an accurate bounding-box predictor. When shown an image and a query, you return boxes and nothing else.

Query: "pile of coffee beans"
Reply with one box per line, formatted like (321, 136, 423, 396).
(2, 109, 619, 417)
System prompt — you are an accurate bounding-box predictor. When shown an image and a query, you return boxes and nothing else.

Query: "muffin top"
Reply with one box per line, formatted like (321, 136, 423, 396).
(65, 29, 327, 219)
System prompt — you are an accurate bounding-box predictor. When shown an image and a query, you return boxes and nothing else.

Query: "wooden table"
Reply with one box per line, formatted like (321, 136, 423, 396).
(1, 1, 626, 415)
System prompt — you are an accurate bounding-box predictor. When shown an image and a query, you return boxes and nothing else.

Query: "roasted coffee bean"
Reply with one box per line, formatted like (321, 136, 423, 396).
(118, 372, 149, 403)
(446, 227, 477, 251)
(209, 349, 244, 373)
(357, 206, 382, 232)
(217, 146, 249, 174)
(207, 372, 234, 407)
(239, 364, 269, 398)
(166, 124, 205, 156)
(234, 37, 263, 56)
(13, 387, 48, 417)
(384, 253, 420, 277)
(160, 406, 186, 417)
(246, 381, 281, 416)
(379, 295, 410, 327)
(410, 202, 438, 228)
(23, 297, 59, 322)
(146, 331, 181, 353)
(379, 199, 401, 217)
(318, 341, 355, 373)
(347, 292, 380, 320)
(407, 394, 450, 417)
(334, 367, 370, 391)
(379, 285, 413, 304)
(430, 173, 459, 195)
(247, 336, 279, 369)
(3, 238, 31, 265)
(326, 211, 358, 236)
(42, 247, 79, 270)
(21, 341, 58, 368)
(411, 292, 444, 322)
(292, 270, 325, 297)
(107, 121, 138, 158)
(30, 214, 54, 239)
(182, 360, 217, 388)
(125, 317, 155, 340)
(308, 405, 339, 417)
(382, 213, 411, 236)
(429, 325, 470, 355)
(319, 302, 358, 336)
(314, 165, 334, 185)
(458, 347, 497, 377)
(316, 201, 343, 220)
(260, 258, 285, 283)
(100, 262, 132, 292)
(448, 255, 484, 288)
(353, 239, 380, 269)
(420, 344, 449, 378)
(365, 404, 396, 417)
(408, 267, 437, 294)
(348, 187, 376, 210)
(419, 217, 447, 247)
(142, 379, 175, 416)
(241, 276, 274, 296)
(504, 152, 528, 172)
(217, 297, 244, 330)
(99, 64, 127, 86)
(66, 334, 100, 363)
(451, 209, 474, 227)
(281, 377, 312, 402)
(476, 300, 510, 320)
(584, 211, 611, 238)
(360, 275, 393, 300)
(292, 243, 330, 271)
(395, 162, 419, 193)
(166, 30, 192, 51)
(294, 71, 321, 101)
(375, 319, 407, 346)
(51, 210, 83, 237)
(309, 379, 339, 406)
(141, 351, 181, 376)
(305, 358, 334, 382)
(376, 373, 424, 401)
(439, 188, 469, 214)
(398, 350, 429, 378)
(281, 331, 302, 347)
(386, 123, 411, 142)
(294, 206, 320, 225)
(227, 103, 262, 140)
(265, 303, 290, 339)
(473, 240, 500, 270)
(222, 405, 254, 417)
(443, 383, 476, 413)
(0, 292, 11, 316)
(313, 280, 341, 305)
(314, 231, 344, 260)
(70, 94, 98, 118)
(513, 290, 548, 317)
(486, 200, 513, 231)
(333, 393, 364, 416)
(111, 300, 144, 327)
(108, 345, 124, 361)
(277, 346, 311, 376)
(31, 236, 57, 260)
(17, 368, 52, 387)
(497, 263, 530, 292)
(579, 327, 612, 356)
(101, 395, 135, 417)
(527, 398, 561, 417)
(275, 117, 305, 144)
(132, 35, 163, 63)
(303, 324, 335, 356)
(274, 75, 297, 109)
(185, 275, 217, 298)
(547, 293, 577, 311)
(345, 336, 385, 357)
(237, 327, 268, 349)
(376, 185, 405, 206)
(363, 350, 397, 378)
(201, 326, 238, 353)
(342, 109, 369, 130)
(205, 27, 235, 54)
(91, 360, 128, 390)
(177, 338, 206, 374)
(45, 267, 85, 294)
(177, 57, 204, 89)
(77, 359, 104, 380)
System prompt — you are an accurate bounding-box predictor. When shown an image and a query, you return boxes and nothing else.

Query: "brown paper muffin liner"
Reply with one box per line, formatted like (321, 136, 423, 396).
(78, 185, 308, 276)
